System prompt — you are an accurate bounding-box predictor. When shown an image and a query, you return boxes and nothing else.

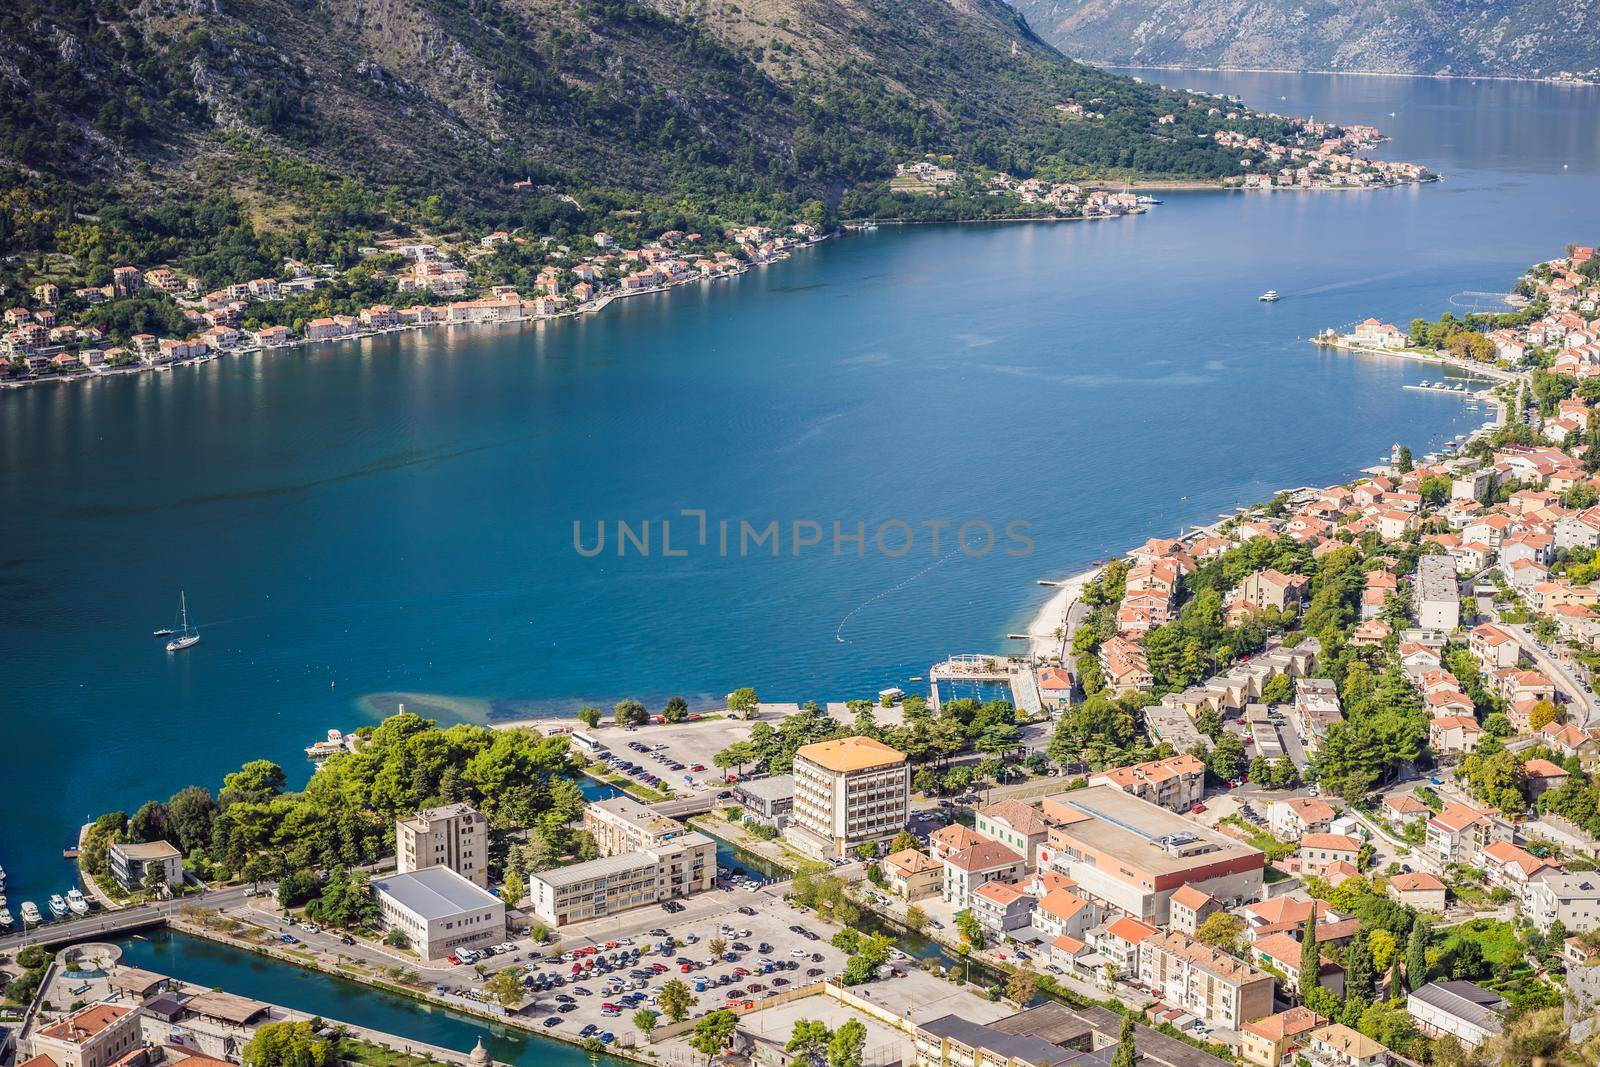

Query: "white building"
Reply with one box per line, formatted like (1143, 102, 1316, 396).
(1414, 556, 1460, 633)
(526, 829, 716, 927)
(1527, 871, 1600, 933)
(785, 735, 909, 858)
(1406, 982, 1507, 1048)
(371, 866, 505, 960)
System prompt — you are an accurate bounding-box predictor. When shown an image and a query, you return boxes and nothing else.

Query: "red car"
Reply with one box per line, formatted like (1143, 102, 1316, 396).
(1190, 803, 1206, 814)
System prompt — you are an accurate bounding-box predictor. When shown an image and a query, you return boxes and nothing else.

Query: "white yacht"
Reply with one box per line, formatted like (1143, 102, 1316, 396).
(1258, 290, 1281, 302)
(0, 863, 6, 889)
(49, 893, 70, 918)
(0, 906, 12, 927)
(166, 591, 200, 653)
(20, 900, 42, 924)
(66, 887, 90, 915)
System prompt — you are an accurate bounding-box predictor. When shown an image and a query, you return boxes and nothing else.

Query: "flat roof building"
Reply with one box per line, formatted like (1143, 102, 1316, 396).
(108, 840, 182, 894)
(371, 866, 504, 960)
(734, 775, 795, 827)
(786, 735, 909, 858)
(1415, 555, 1460, 633)
(1038, 786, 1264, 925)
(527, 829, 716, 927)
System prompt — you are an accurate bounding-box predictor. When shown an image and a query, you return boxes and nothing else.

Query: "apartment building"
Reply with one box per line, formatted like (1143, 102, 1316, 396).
(396, 802, 489, 887)
(1414, 556, 1460, 632)
(108, 840, 182, 893)
(975, 799, 1052, 865)
(914, 1003, 1233, 1067)
(785, 735, 909, 858)
(1088, 753, 1205, 812)
(584, 795, 701, 855)
(1304, 1025, 1388, 1067)
(942, 839, 1027, 906)
(1037, 786, 1264, 925)
(1527, 872, 1600, 934)
(1424, 802, 1511, 866)
(1241, 1008, 1326, 1067)
(1137, 930, 1275, 1030)
(526, 829, 715, 927)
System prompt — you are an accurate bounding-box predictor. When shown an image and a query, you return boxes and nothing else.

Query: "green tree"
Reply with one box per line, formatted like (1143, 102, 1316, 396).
(659, 977, 696, 1023)
(1005, 967, 1037, 1006)
(709, 937, 728, 957)
(221, 759, 288, 806)
(905, 904, 928, 933)
(614, 699, 649, 727)
(955, 910, 984, 949)
(241, 1021, 335, 1067)
(727, 688, 759, 718)
(634, 1008, 661, 1036)
(484, 969, 523, 1009)
(786, 1019, 832, 1067)
(888, 830, 921, 854)
(1110, 1014, 1138, 1067)
(1206, 734, 1247, 782)
(502, 870, 526, 907)
(689, 1010, 739, 1062)
(1406, 923, 1429, 991)
(167, 785, 217, 855)
(827, 1019, 867, 1067)
(664, 697, 690, 723)
(306, 868, 378, 929)
(1195, 912, 1245, 954)
(141, 862, 169, 898)
(577, 706, 602, 728)
(1301, 914, 1321, 995)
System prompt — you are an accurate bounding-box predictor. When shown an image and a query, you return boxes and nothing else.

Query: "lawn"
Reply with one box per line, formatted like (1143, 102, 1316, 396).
(338, 1039, 443, 1067)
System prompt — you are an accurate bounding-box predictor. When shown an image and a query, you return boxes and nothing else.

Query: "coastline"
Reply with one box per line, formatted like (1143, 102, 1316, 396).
(0, 240, 825, 393)
(1017, 336, 1515, 671)
(1100, 61, 1593, 86)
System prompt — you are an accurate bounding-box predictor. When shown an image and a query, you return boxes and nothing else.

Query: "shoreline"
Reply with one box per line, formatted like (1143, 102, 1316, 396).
(1100, 62, 1594, 85)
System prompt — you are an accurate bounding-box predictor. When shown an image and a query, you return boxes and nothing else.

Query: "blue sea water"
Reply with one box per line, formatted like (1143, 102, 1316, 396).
(2, 71, 1598, 903)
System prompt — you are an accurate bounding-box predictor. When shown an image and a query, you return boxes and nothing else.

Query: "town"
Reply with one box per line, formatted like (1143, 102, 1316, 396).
(0, 225, 820, 388)
(8, 244, 1600, 1067)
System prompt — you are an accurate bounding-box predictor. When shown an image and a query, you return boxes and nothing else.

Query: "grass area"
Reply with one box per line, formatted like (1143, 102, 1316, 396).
(338, 1038, 444, 1067)
(602, 774, 674, 803)
(1220, 816, 1297, 861)
(1439, 918, 1522, 968)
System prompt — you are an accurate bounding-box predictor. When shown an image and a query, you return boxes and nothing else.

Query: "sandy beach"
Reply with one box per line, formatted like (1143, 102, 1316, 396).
(1025, 566, 1103, 661)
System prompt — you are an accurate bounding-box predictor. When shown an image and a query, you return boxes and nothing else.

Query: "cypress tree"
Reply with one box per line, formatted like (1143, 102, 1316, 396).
(1387, 952, 1403, 1000)
(1406, 922, 1429, 991)
(1301, 914, 1321, 994)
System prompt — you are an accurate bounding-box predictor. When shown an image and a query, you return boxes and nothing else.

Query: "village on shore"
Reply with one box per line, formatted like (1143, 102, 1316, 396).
(0, 224, 821, 388)
(6, 237, 1600, 1067)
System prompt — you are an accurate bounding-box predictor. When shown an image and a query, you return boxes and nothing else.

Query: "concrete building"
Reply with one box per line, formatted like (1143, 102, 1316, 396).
(1425, 802, 1511, 866)
(1406, 982, 1507, 1048)
(786, 735, 909, 858)
(27, 1004, 144, 1067)
(108, 840, 182, 893)
(1037, 786, 1264, 925)
(1387, 872, 1447, 912)
(1088, 754, 1205, 812)
(733, 775, 795, 827)
(1527, 871, 1600, 933)
(1167, 884, 1220, 936)
(1137, 930, 1275, 1030)
(1268, 797, 1335, 841)
(396, 803, 489, 888)
(371, 866, 505, 960)
(942, 839, 1027, 907)
(526, 829, 715, 927)
(583, 795, 700, 855)
(971, 880, 1038, 934)
(1415, 555, 1460, 632)
(1304, 1025, 1388, 1067)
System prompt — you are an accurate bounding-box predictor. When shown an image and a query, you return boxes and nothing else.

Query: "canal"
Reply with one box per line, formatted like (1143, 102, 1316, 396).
(117, 929, 629, 1067)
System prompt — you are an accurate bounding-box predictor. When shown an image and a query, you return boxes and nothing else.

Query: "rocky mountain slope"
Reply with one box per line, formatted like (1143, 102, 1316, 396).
(1011, 0, 1600, 78)
(0, 0, 1298, 273)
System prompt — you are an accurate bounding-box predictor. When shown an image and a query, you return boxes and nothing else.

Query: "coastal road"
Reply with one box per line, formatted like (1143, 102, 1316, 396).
(0, 884, 254, 954)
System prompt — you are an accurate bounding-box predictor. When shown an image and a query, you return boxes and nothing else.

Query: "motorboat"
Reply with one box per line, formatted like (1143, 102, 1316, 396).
(1258, 290, 1280, 302)
(20, 900, 42, 924)
(49, 893, 70, 918)
(66, 887, 90, 915)
(0, 906, 12, 927)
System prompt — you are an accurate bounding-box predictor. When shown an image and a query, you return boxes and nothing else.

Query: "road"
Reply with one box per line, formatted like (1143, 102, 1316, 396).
(1476, 591, 1600, 726)
(0, 884, 254, 954)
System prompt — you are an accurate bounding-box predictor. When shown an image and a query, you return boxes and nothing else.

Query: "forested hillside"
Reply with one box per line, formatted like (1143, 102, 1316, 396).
(0, 0, 1300, 289)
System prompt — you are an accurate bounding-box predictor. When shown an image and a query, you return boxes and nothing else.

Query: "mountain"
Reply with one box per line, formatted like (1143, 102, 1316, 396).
(0, 0, 1302, 286)
(1009, 0, 1600, 78)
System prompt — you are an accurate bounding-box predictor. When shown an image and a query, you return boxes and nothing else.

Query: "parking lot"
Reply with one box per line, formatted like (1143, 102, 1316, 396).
(494, 889, 858, 1046)
(580, 718, 759, 794)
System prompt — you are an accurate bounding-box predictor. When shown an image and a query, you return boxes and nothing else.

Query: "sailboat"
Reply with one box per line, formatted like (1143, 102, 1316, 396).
(166, 592, 200, 653)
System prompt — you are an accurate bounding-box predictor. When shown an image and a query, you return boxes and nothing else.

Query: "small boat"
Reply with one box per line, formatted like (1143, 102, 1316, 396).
(66, 887, 90, 915)
(152, 628, 175, 637)
(166, 591, 200, 653)
(20, 901, 42, 924)
(0, 863, 6, 889)
(1258, 290, 1281, 302)
(49, 893, 70, 918)
(0, 907, 12, 927)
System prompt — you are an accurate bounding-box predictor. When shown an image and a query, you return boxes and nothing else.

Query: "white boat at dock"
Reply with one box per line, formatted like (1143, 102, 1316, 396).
(49, 893, 70, 918)
(66, 887, 90, 915)
(0, 906, 12, 927)
(20, 900, 42, 924)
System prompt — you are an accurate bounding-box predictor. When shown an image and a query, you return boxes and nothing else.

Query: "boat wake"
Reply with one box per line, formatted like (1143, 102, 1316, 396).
(834, 548, 966, 644)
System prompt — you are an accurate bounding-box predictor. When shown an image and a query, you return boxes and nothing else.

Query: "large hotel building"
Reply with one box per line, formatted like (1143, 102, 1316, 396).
(785, 735, 910, 858)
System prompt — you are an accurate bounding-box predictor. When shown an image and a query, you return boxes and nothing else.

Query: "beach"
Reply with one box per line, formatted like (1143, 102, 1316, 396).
(1025, 566, 1103, 662)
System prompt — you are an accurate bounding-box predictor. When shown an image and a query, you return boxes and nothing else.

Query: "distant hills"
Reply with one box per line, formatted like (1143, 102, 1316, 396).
(1009, 0, 1600, 78)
